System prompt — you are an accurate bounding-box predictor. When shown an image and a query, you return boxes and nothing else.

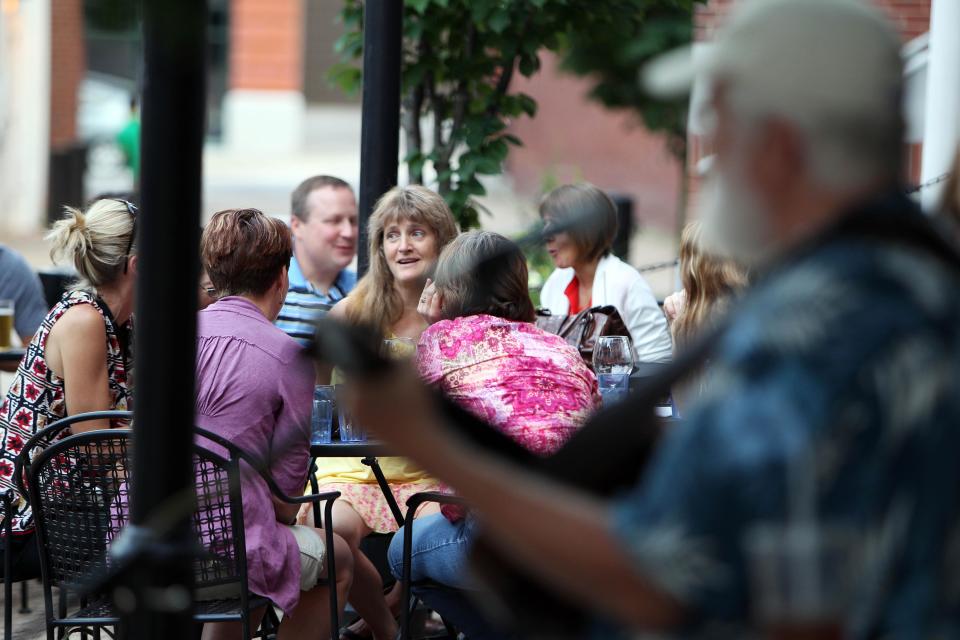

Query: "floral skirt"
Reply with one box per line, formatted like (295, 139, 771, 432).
(321, 480, 442, 534)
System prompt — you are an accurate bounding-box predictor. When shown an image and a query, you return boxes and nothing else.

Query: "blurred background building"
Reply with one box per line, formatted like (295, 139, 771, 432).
(0, 0, 956, 295)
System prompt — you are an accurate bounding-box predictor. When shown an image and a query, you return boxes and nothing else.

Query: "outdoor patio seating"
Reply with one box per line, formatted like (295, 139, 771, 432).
(11, 412, 343, 640)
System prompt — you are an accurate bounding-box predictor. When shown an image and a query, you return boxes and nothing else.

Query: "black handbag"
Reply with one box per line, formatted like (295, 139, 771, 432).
(535, 305, 632, 368)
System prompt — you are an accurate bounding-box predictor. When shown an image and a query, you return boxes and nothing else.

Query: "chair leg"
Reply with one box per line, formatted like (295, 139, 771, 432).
(4, 494, 13, 640)
(18, 580, 29, 613)
(3, 581, 10, 640)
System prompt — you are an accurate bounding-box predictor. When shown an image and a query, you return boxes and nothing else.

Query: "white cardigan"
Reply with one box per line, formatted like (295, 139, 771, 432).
(539, 254, 673, 363)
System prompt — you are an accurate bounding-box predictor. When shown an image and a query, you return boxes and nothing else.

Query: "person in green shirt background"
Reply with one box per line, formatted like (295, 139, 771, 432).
(115, 96, 140, 184)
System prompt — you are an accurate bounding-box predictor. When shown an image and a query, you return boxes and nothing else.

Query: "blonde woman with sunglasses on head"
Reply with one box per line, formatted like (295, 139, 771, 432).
(0, 198, 137, 571)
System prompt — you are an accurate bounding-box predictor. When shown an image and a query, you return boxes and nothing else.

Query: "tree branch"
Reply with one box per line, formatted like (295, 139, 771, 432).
(403, 37, 427, 184)
(449, 23, 475, 142)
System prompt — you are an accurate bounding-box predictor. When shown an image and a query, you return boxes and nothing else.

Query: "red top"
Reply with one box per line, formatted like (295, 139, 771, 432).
(564, 275, 590, 314)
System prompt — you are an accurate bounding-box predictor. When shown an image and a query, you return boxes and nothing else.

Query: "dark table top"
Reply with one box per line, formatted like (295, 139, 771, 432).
(309, 440, 392, 458)
(0, 348, 25, 363)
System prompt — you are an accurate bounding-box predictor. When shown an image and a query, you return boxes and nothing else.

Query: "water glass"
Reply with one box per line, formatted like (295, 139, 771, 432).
(335, 384, 366, 442)
(746, 523, 862, 639)
(593, 335, 634, 375)
(597, 372, 630, 406)
(311, 385, 334, 445)
(383, 337, 416, 360)
(0, 299, 13, 349)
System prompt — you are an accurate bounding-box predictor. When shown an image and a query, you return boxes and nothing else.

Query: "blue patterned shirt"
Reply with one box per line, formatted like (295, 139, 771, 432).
(276, 254, 357, 345)
(612, 196, 960, 638)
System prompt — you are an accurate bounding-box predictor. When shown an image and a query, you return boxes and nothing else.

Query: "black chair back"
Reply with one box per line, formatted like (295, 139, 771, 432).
(191, 442, 248, 593)
(13, 411, 133, 514)
(28, 429, 131, 591)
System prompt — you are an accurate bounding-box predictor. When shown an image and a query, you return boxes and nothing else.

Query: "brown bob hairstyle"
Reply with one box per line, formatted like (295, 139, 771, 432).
(539, 183, 618, 263)
(433, 230, 536, 323)
(202, 208, 292, 297)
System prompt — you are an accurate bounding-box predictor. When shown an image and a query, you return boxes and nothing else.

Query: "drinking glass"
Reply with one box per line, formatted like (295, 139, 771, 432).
(592, 336, 634, 374)
(335, 384, 366, 442)
(0, 300, 13, 349)
(383, 337, 416, 360)
(746, 523, 862, 640)
(311, 385, 334, 445)
(593, 336, 634, 406)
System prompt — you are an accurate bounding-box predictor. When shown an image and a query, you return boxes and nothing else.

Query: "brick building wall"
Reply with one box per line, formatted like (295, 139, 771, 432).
(49, 0, 85, 149)
(229, 0, 303, 91)
(505, 54, 683, 231)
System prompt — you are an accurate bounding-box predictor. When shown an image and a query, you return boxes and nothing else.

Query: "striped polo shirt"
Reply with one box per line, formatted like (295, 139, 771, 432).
(276, 254, 357, 345)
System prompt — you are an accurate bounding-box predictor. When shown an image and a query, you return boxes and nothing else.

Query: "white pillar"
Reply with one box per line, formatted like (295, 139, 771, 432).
(0, 0, 51, 235)
(920, 0, 960, 210)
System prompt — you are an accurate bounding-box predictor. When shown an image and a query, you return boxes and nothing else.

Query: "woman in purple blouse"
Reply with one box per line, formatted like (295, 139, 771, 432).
(197, 209, 353, 640)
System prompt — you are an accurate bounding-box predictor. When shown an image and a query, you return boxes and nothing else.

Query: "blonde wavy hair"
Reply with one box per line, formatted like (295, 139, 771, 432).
(46, 199, 136, 291)
(672, 221, 748, 349)
(345, 185, 458, 332)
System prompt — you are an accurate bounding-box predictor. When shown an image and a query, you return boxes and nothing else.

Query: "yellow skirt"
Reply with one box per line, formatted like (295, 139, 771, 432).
(320, 479, 441, 534)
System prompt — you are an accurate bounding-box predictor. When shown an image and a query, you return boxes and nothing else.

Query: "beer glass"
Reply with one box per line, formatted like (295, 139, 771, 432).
(0, 300, 14, 349)
(383, 337, 416, 360)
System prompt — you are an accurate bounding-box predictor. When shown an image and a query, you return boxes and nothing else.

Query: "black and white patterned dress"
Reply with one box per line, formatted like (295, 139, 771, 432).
(0, 290, 132, 535)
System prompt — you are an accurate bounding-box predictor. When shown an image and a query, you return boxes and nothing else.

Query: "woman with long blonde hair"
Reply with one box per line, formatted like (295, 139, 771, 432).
(0, 199, 136, 579)
(307, 185, 458, 640)
(666, 221, 748, 351)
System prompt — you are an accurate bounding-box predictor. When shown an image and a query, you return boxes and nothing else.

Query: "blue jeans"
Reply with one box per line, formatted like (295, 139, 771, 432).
(389, 513, 512, 639)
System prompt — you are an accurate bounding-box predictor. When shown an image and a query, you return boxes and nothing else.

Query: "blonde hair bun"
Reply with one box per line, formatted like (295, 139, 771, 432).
(46, 199, 135, 290)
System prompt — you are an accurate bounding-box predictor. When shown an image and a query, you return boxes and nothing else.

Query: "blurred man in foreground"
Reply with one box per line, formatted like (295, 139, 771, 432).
(345, 0, 960, 636)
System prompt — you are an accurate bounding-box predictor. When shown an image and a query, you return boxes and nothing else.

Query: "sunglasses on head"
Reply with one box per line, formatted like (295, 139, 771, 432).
(115, 199, 138, 274)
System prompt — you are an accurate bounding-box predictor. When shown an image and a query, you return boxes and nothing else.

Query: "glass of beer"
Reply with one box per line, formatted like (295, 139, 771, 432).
(382, 337, 416, 360)
(0, 300, 14, 349)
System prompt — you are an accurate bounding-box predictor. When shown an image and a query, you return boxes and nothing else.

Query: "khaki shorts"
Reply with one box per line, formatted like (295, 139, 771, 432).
(289, 524, 326, 590)
(196, 524, 326, 600)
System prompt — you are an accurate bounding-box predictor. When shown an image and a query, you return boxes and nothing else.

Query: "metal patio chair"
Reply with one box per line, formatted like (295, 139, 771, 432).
(20, 417, 341, 640)
(9, 411, 132, 640)
(399, 491, 469, 640)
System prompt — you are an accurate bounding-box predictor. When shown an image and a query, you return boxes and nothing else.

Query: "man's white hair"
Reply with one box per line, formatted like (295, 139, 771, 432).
(710, 0, 905, 190)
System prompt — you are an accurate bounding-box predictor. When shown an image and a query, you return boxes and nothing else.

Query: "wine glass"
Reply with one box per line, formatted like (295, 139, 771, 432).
(593, 336, 634, 406)
(592, 336, 634, 374)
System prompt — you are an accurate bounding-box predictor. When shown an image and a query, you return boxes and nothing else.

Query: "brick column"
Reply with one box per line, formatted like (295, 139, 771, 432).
(49, 0, 85, 150)
(223, 0, 306, 153)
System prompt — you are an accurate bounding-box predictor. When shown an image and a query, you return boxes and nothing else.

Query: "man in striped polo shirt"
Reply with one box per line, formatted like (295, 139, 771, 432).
(276, 175, 359, 345)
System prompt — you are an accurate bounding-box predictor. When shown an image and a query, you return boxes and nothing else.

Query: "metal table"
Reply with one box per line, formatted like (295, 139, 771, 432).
(309, 440, 406, 526)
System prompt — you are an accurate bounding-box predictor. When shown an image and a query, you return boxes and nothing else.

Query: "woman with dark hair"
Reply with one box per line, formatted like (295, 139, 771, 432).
(387, 231, 598, 639)
(539, 183, 673, 363)
(196, 209, 353, 640)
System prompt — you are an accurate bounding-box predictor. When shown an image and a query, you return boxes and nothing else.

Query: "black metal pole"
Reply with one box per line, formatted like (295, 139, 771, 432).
(357, 0, 403, 277)
(123, 0, 206, 637)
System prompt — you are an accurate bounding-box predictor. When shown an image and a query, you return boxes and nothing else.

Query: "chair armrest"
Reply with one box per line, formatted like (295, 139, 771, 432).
(272, 489, 342, 506)
(405, 491, 468, 511)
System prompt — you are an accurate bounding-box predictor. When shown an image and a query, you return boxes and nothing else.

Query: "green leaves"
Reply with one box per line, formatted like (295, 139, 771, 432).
(558, 1, 706, 159)
(330, 0, 699, 228)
